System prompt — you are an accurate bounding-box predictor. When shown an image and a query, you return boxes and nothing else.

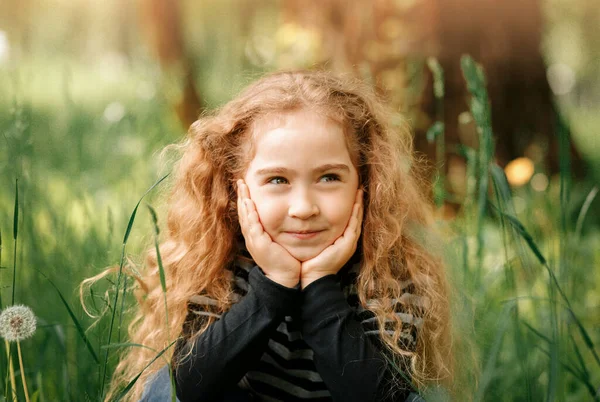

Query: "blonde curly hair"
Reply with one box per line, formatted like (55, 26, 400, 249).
(84, 70, 453, 401)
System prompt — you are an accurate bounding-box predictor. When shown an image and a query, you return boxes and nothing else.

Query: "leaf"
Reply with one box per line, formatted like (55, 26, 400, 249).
(113, 340, 177, 401)
(489, 205, 547, 265)
(101, 172, 171, 398)
(426, 57, 445, 99)
(568, 330, 590, 382)
(147, 205, 167, 297)
(101, 342, 157, 352)
(12, 179, 18, 240)
(575, 186, 599, 238)
(382, 353, 420, 395)
(489, 164, 512, 207)
(44, 276, 99, 364)
(522, 321, 552, 344)
(426, 121, 445, 144)
(474, 303, 514, 402)
(454, 144, 476, 162)
(460, 55, 481, 97)
(122, 173, 169, 245)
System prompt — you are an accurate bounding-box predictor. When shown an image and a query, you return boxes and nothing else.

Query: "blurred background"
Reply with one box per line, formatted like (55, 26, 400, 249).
(0, 0, 599, 400)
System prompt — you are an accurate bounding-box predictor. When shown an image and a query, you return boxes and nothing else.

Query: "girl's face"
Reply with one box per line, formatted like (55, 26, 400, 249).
(243, 108, 360, 262)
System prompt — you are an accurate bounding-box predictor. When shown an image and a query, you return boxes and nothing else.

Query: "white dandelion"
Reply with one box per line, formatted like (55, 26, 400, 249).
(0, 305, 36, 402)
(0, 305, 37, 342)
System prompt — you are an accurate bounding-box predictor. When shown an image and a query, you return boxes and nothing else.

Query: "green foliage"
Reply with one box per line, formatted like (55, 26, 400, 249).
(437, 56, 600, 401)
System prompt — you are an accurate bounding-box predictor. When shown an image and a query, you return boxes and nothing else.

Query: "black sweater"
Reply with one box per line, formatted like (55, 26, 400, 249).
(172, 254, 423, 402)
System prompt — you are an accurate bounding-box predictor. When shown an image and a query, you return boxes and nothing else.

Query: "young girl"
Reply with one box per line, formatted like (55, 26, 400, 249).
(103, 70, 452, 401)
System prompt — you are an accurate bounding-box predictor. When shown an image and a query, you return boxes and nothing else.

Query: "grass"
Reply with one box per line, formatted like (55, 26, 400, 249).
(0, 55, 599, 401)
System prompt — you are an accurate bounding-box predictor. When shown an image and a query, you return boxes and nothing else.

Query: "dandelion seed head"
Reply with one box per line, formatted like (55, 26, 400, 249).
(0, 305, 37, 342)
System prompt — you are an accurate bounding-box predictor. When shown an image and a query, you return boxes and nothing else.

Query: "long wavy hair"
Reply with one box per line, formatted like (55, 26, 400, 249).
(84, 70, 453, 401)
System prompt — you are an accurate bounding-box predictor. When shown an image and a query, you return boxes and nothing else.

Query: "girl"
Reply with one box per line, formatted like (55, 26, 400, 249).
(101, 70, 452, 401)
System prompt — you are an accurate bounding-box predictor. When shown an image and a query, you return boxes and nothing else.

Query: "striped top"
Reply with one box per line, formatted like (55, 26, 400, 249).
(173, 248, 424, 401)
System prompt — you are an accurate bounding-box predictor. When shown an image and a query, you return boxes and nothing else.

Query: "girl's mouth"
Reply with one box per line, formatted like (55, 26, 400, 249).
(285, 230, 323, 240)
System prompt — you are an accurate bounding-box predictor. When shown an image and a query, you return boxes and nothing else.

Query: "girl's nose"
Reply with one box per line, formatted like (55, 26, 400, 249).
(288, 191, 319, 219)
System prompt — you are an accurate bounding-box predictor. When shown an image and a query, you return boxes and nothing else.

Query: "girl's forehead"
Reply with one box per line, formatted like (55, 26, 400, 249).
(252, 106, 330, 132)
(250, 107, 340, 136)
(241, 107, 358, 170)
(244, 109, 358, 173)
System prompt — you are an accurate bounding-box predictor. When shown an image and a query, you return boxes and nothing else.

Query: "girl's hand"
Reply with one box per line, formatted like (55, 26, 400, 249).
(237, 180, 301, 288)
(300, 189, 363, 289)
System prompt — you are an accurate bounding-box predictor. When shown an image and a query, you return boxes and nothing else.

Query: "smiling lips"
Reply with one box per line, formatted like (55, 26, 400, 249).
(285, 230, 324, 240)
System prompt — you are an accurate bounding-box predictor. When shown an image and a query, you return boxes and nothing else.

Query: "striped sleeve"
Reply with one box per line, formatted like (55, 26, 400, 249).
(172, 265, 301, 401)
(340, 262, 426, 353)
(356, 279, 425, 353)
(179, 262, 250, 339)
(299, 266, 426, 401)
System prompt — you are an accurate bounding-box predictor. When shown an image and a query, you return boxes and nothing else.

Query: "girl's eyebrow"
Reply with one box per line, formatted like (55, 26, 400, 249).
(255, 163, 350, 176)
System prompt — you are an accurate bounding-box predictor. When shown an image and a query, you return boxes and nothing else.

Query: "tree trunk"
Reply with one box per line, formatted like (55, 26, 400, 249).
(138, 0, 204, 128)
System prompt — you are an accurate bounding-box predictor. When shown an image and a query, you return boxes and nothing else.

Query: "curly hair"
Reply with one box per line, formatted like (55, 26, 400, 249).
(85, 70, 453, 401)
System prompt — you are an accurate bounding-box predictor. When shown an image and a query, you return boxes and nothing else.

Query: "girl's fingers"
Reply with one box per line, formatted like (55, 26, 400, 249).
(237, 180, 250, 235)
(245, 199, 266, 239)
(357, 205, 363, 235)
(241, 180, 251, 200)
(238, 198, 248, 236)
(342, 197, 362, 250)
(237, 180, 265, 241)
(356, 189, 364, 235)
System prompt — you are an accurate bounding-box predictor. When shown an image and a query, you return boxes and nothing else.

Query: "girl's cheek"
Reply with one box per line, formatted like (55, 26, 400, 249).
(252, 195, 281, 224)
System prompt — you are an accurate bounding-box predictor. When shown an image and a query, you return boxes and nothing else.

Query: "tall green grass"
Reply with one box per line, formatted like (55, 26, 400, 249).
(440, 56, 600, 401)
(0, 56, 598, 401)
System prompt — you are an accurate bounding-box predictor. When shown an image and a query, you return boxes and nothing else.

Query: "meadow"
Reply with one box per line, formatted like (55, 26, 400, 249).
(0, 52, 599, 402)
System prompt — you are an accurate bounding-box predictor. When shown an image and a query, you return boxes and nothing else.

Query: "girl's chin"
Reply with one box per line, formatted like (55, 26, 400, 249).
(285, 245, 327, 262)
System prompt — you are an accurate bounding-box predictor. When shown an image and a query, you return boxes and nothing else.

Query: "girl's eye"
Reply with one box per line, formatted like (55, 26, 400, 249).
(267, 177, 288, 185)
(320, 174, 341, 183)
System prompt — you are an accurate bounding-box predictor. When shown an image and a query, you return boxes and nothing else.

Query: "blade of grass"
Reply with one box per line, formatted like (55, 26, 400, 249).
(522, 321, 552, 344)
(489, 163, 517, 287)
(122, 173, 170, 246)
(0, 228, 3, 310)
(535, 345, 598, 400)
(426, 57, 446, 209)
(147, 205, 169, 327)
(455, 144, 477, 282)
(147, 204, 176, 402)
(474, 303, 514, 402)
(512, 311, 533, 400)
(100, 343, 157, 352)
(555, 108, 571, 400)
(547, 281, 559, 402)
(35, 371, 44, 402)
(490, 163, 535, 277)
(118, 275, 127, 344)
(491, 204, 600, 371)
(574, 186, 598, 239)
(461, 55, 495, 288)
(100, 173, 169, 399)
(489, 164, 534, 399)
(37, 272, 99, 364)
(569, 330, 591, 386)
(113, 340, 177, 402)
(534, 346, 585, 389)
(147, 205, 167, 296)
(556, 109, 571, 281)
(0, 229, 4, 396)
(12, 179, 18, 305)
(384, 353, 419, 393)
